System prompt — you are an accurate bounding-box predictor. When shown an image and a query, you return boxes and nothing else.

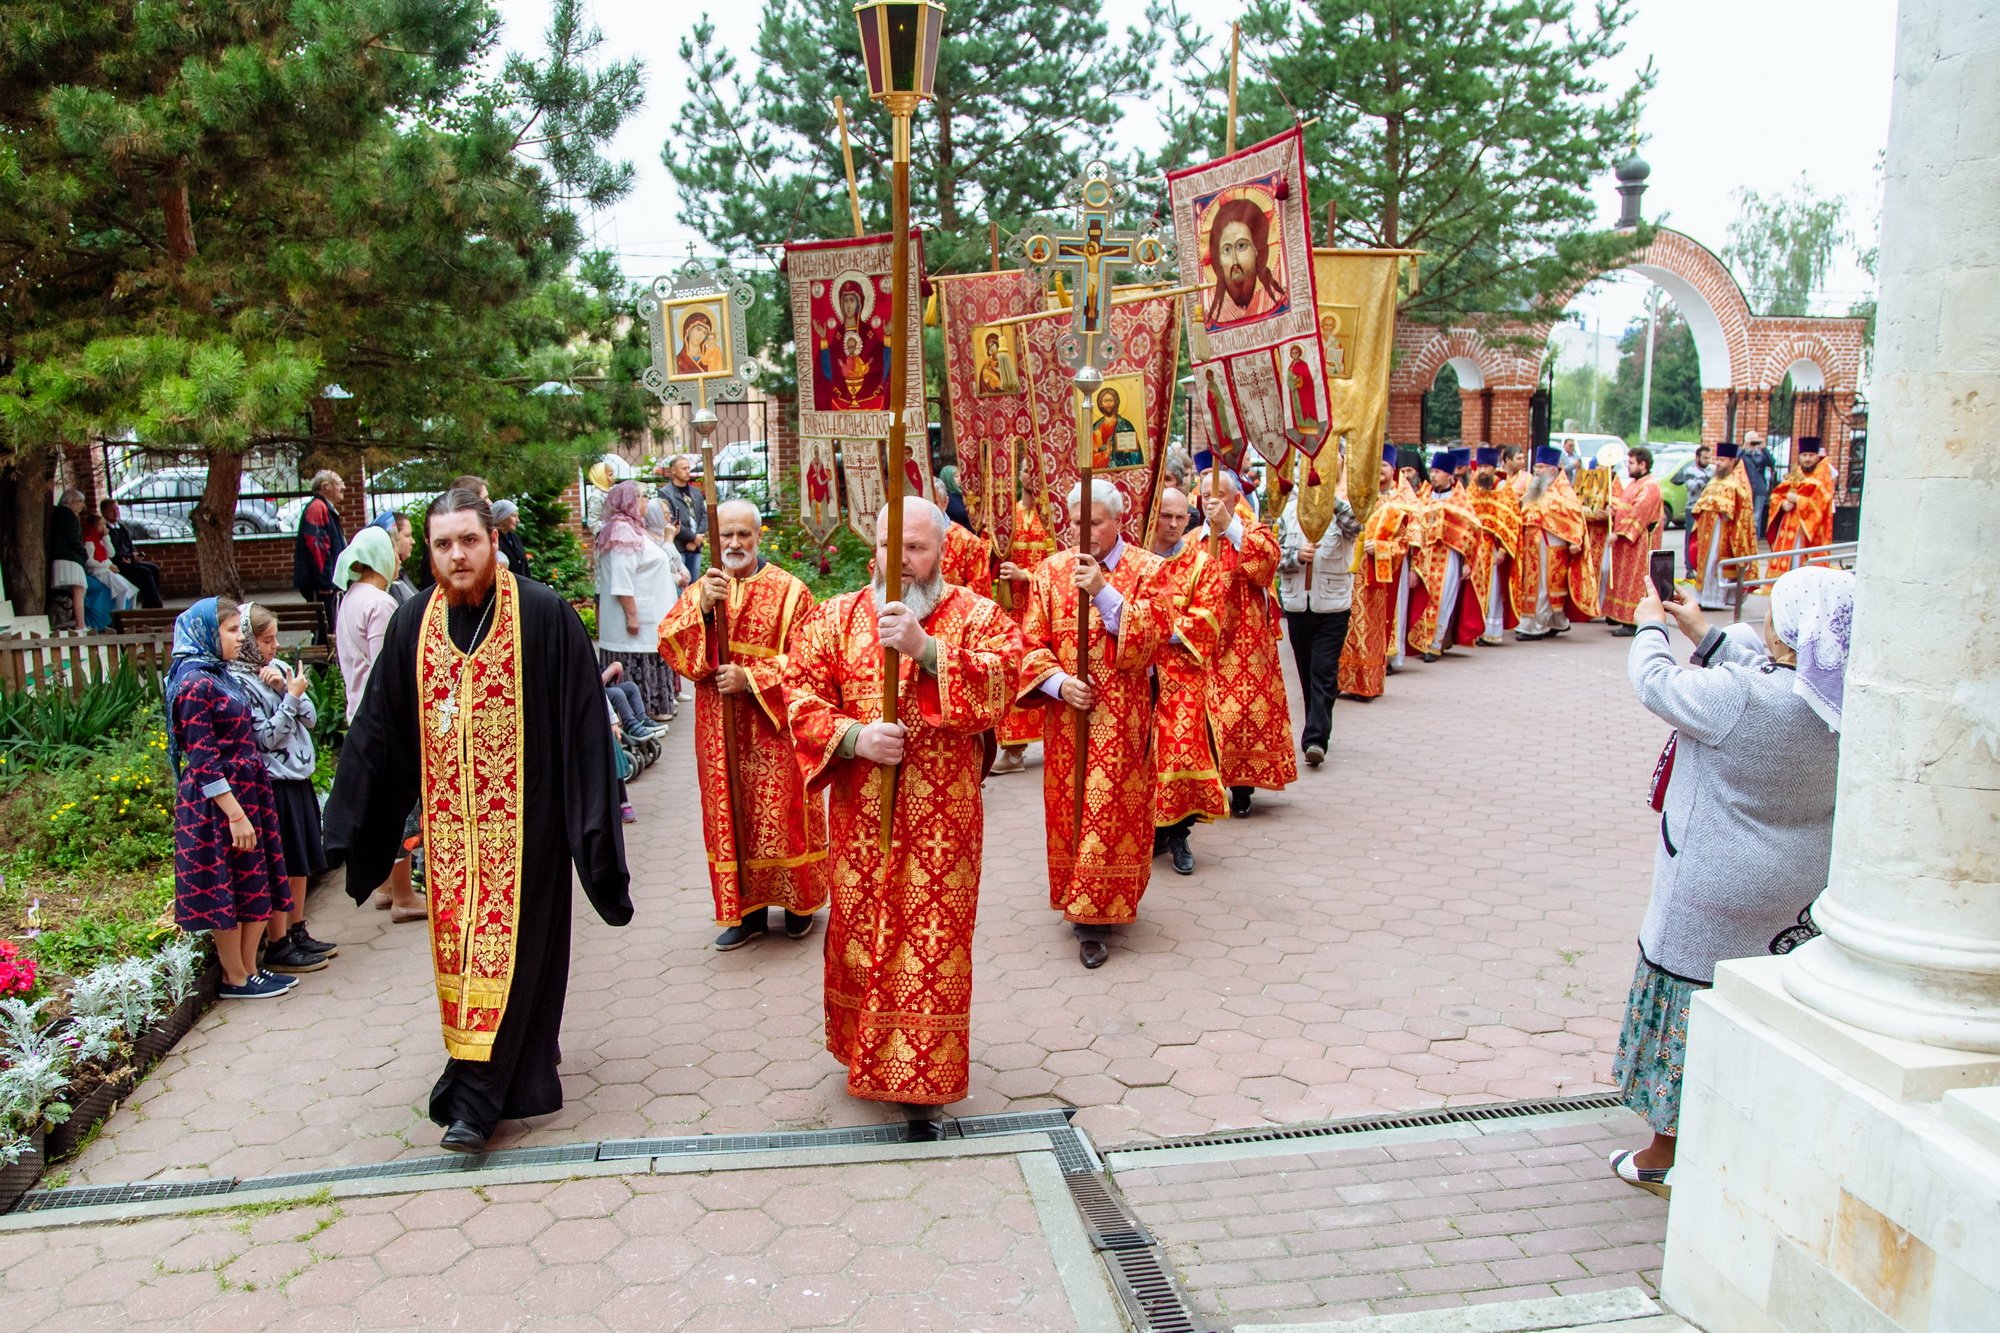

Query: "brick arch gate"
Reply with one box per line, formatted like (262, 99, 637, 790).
(1388, 228, 1869, 501)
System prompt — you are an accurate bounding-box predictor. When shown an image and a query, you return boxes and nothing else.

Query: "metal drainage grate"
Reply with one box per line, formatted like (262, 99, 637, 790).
(252, 1143, 602, 1191)
(1066, 1173, 1152, 1251)
(596, 1122, 916, 1162)
(1112, 1092, 1626, 1155)
(16, 1176, 237, 1212)
(1045, 1126, 1098, 1176)
(1105, 1246, 1210, 1333)
(945, 1108, 1076, 1139)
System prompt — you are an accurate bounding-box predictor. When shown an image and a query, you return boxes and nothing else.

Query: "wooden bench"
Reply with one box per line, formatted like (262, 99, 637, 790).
(115, 601, 332, 646)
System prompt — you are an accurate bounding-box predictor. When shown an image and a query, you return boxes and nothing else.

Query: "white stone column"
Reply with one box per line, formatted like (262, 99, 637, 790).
(1780, 1, 2000, 1053)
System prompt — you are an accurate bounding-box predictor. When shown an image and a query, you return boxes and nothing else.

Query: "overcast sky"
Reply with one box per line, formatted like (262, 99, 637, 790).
(494, 0, 1895, 368)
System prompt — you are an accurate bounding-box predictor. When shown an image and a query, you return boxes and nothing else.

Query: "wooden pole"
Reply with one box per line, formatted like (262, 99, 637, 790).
(989, 220, 1000, 272)
(834, 97, 866, 239)
(699, 427, 754, 902)
(1071, 463, 1092, 843)
(1225, 22, 1241, 156)
(878, 110, 914, 855)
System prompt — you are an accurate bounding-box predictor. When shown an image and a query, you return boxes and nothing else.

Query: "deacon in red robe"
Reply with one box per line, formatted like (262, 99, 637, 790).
(784, 497, 1023, 1107)
(1764, 437, 1837, 574)
(1146, 486, 1227, 875)
(659, 499, 829, 948)
(1515, 446, 1591, 639)
(1193, 468, 1296, 816)
(1338, 449, 1419, 699)
(1406, 450, 1483, 660)
(1602, 448, 1664, 629)
(1017, 479, 1172, 970)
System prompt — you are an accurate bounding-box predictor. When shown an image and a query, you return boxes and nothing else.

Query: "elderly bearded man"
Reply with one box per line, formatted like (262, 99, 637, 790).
(785, 498, 1021, 1109)
(1764, 437, 1836, 575)
(324, 490, 632, 1154)
(1147, 486, 1227, 875)
(1689, 442, 1758, 609)
(1191, 468, 1295, 817)
(660, 500, 829, 950)
(1018, 480, 1172, 969)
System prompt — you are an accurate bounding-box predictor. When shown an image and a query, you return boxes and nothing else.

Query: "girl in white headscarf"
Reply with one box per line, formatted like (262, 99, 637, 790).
(1606, 566, 1852, 1198)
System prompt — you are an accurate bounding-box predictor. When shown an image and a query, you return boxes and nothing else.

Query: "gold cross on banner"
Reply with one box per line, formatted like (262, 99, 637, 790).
(1020, 163, 1164, 371)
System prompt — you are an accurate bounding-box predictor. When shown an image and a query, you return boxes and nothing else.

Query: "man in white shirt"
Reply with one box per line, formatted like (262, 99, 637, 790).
(1277, 487, 1363, 767)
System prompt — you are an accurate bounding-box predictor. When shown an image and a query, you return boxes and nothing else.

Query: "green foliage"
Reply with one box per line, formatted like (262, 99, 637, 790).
(762, 513, 873, 603)
(0, 660, 160, 779)
(663, 3, 1161, 393)
(1152, 0, 1654, 320)
(1551, 354, 1610, 433)
(0, 0, 646, 588)
(1601, 305, 1702, 439)
(22, 878, 176, 979)
(1723, 176, 1853, 317)
(514, 486, 594, 604)
(8, 727, 175, 878)
(305, 664, 348, 760)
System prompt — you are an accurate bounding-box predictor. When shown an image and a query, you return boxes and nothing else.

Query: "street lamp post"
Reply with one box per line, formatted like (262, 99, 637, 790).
(854, 0, 944, 853)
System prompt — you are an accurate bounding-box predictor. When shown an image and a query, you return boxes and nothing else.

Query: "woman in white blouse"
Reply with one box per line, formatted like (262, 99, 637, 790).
(593, 480, 686, 722)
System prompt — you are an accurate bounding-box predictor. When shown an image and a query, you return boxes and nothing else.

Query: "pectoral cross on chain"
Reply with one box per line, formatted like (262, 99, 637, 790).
(433, 690, 460, 737)
(1019, 162, 1164, 372)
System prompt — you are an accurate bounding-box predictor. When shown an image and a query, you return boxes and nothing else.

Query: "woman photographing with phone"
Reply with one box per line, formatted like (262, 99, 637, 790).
(1607, 565, 1853, 1197)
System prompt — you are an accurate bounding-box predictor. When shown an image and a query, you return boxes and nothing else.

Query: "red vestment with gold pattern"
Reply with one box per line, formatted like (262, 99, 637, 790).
(995, 504, 1054, 748)
(784, 584, 1022, 1105)
(659, 563, 830, 925)
(1406, 486, 1484, 654)
(1017, 547, 1171, 924)
(1603, 476, 1664, 623)
(1690, 466, 1759, 587)
(1517, 474, 1596, 620)
(941, 521, 991, 591)
(1199, 519, 1297, 791)
(1466, 481, 1523, 633)
(1338, 489, 1417, 698)
(1763, 466, 1836, 574)
(1151, 541, 1228, 827)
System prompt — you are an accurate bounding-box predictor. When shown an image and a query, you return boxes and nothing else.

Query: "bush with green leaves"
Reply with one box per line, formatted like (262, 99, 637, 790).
(10, 728, 175, 878)
(515, 486, 595, 604)
(0, 661, 159, 781)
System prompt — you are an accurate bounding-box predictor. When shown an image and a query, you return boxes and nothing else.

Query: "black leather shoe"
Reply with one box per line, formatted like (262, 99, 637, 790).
(440, 1121, 488, 1154)
(1229, 787, 1253, 818)
(714, 911, 770, 951)
(1422, 651, 1438, 663)
(1167, 833, 1195, 876)
(784, 910, 816, 939)
(1079, 938, 1110, 969)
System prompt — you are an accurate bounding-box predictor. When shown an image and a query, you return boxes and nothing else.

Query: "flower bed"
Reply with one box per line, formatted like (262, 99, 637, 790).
(0, 937, 215, 1209)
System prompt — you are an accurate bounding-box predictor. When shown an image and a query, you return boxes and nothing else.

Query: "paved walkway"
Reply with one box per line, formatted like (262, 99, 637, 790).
(63, 624, 1665, 1187)
(16, 620, 1692, 1329)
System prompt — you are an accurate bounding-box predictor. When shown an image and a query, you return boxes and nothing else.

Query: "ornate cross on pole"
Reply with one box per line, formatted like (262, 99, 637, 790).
(1017, 162, 1165, 372)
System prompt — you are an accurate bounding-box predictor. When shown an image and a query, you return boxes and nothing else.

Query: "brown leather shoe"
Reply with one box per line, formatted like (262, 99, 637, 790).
(1079, 938, 1110, 969)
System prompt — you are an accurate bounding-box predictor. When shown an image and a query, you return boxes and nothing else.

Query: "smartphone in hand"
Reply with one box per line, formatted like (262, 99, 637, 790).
(1650, 549, 1678, 602)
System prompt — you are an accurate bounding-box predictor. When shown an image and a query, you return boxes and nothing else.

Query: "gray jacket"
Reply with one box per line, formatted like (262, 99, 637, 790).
(234, 664, 320, 783)
(1628, 623, 1838, 983)
(1276, 498, 1363, 613)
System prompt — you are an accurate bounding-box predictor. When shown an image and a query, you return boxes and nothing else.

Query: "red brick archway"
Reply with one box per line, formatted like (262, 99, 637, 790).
(1388, 228, 1868, 499)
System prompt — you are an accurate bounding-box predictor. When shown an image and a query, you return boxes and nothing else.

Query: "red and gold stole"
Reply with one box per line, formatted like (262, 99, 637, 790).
(415, 571, 526, 1061)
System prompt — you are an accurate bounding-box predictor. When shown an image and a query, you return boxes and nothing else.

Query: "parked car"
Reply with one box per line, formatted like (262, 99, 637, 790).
(1651, 444, 1700, 529)
(113, 467, 282, 540)
(698, 441, 771, 511)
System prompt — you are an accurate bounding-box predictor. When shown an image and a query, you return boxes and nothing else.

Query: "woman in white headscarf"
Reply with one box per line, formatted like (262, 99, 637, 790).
(1607, 565, 1854, 1198)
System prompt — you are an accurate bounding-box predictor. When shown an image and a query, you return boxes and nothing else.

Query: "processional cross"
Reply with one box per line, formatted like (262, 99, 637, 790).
(1018, 162, 1165, 372)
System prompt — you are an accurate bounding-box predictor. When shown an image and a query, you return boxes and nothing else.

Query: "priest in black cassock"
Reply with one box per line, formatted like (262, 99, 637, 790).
(324, 488, 632, 1154)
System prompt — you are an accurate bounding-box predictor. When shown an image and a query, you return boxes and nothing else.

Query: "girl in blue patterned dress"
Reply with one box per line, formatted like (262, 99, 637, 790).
(167, 598, 297, 999)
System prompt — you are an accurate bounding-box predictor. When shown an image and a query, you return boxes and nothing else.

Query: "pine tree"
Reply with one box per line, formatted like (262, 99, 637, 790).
(1150, 0, 1654, 321)
(663, 2, 1162, 391)
(0, 0, 641, 599)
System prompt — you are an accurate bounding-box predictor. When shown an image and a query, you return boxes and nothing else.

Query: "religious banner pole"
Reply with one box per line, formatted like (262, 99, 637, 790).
(856, 0, 946, 855)
(1070, 373, 1098, 842)
(833, 96, 866, 240)
(1225, 21, 1241, 156)
(639, 249, 759, 880)
(695, 407, 753, 886)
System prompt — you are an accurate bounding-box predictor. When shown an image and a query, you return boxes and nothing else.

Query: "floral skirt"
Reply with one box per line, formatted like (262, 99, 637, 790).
(599, 648, 677, 717)
(1612, 952, 1709, 1136)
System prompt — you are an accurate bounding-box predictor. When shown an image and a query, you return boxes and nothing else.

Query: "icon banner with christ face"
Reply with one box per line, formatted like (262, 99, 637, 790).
(786, 230, 927, 440)
(1167, 127, 1329, 461)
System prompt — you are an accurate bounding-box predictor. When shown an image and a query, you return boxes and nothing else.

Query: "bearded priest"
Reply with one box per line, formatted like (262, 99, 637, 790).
(784, 498, 1022, 1109)
(1017, 480, 1172, 970)
(324, 489, 632, 1155)
(659, 499, 829, 950)
(1764, 436, 1836, 575)
(1191, 466, 1296, 817)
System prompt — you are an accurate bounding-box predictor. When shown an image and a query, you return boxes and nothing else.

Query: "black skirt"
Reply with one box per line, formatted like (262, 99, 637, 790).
(271, 777, 328, 880)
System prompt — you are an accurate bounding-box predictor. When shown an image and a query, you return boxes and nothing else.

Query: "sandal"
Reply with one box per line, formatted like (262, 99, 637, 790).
(1608, 1148, 1672, 1199)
